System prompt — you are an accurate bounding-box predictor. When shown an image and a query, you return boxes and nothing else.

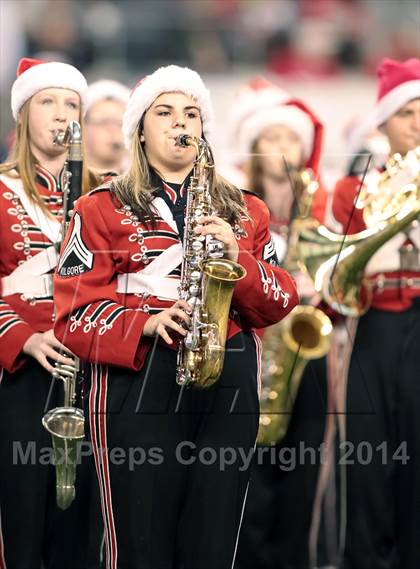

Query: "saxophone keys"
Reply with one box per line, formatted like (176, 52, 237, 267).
(189, 284, 200, 296)
(190, 271, 201, 282)
(192, 240, 204, 252)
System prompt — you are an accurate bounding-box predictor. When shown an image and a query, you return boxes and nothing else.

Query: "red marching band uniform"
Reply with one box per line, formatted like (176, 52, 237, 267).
(0, 167, 64, 373)
(54, 183, 298, 371)
(0, 57, 91, 569)
(51, 63, 299, 569)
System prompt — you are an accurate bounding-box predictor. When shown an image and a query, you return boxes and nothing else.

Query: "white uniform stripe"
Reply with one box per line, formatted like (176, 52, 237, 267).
(0, 503, 7, 569)
(89, 364, 112, 568)
(251, 331, 263, 398)
(97, 365, 118, 568)
(230, 444, 257, 569)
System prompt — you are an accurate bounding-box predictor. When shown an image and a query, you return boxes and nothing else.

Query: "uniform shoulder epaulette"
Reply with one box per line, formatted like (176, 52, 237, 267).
(88, 183, 112, 196)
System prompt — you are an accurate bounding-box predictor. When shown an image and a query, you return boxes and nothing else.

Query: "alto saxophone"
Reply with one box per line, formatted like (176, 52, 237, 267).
(42, 121, 85, 510)
(258, 168, 333, 445)
(175, 135, 246, 388)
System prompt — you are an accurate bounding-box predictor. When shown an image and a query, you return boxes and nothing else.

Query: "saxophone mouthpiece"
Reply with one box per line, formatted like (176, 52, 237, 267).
(175, 134, 191, 147)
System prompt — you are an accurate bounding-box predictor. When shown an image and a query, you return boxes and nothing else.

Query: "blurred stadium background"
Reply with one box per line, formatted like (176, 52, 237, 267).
(1, 0, 419, 182)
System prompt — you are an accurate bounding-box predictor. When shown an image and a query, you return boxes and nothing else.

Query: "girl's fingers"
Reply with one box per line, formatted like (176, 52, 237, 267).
(164, 318, 187, 336)
(46, 334, 74, 356)
(170, 308, 190, 326)
(44, 346, 75, 366)
(198, 228, 230, 243)
(37, 354, 55, 374)
(198, 215, 225, 225)
(174, 299, 192, 313)
(156, 323, 173, 345)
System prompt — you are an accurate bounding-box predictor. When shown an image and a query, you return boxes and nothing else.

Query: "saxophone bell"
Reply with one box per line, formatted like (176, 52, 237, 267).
(258, 305, 332, 445)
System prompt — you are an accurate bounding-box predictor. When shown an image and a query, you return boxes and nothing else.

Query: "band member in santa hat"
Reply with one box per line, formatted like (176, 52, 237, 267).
(53, 64, 298, 569)
(332, 57, 420, 569)
(228, 78, 331, 569)
(84, 79, 130, 174)
(0, 57, 93, 568)
(224, 76, 327, 262)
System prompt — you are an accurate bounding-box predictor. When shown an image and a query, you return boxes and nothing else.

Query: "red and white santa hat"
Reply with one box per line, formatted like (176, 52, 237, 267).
(122, 65, 214, 149)
(86, 79, 130, 114)
(375, 58, 420, 126)
(230, 77, 323, 172)
(228, 77, 289, 139)
(11, 57, 88, 120)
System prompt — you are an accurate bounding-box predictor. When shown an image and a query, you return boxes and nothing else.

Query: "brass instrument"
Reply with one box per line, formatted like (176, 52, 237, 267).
(258, 306, 332, 444)
(42, 121, 85, 510)
(258, 168, 333, 445)
(175, 134, 246, 388)
(297, 147, 420, 316)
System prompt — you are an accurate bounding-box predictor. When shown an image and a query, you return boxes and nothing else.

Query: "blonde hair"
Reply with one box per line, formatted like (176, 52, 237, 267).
(245, 140, 265, 200)
(244, 139, 305, 202)
(0, 98, 95, 216)
(112, 129, 249, 229)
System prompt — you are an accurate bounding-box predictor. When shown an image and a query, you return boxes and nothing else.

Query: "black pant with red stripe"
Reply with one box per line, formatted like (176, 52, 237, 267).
(0, 360, 88, 569)
(85, 331, 260, 569)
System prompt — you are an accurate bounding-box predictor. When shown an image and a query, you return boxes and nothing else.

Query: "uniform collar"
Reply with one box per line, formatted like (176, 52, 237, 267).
(35, 164, 66, 192)
(151, 169, 192, 205)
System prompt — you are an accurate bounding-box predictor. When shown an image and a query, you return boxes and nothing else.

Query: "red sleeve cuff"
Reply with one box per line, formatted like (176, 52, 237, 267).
(1, 323, 35, 373)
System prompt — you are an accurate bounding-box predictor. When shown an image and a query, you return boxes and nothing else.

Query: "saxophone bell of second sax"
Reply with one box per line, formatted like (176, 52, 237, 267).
(257, 168, 333, 445)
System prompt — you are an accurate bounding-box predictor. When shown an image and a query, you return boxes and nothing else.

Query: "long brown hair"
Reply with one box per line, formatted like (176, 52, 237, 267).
(112, 128, 249, 229)
(0, 99, 94, 217)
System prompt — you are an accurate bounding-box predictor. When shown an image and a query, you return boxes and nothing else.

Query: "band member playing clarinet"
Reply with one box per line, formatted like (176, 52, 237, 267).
(53, 65, 298, 569)
(0, 57, 91, 569)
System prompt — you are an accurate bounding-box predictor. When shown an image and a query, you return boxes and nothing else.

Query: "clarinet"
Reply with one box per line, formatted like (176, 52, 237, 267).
(42, 121, 85, 510)
(56, 121, 83, 234)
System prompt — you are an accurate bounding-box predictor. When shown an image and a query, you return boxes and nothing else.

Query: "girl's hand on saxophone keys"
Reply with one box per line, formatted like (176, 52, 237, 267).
(194, 215, 239, 262)
(22, 329, 75, 373)
(142, 300, 191, 345)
